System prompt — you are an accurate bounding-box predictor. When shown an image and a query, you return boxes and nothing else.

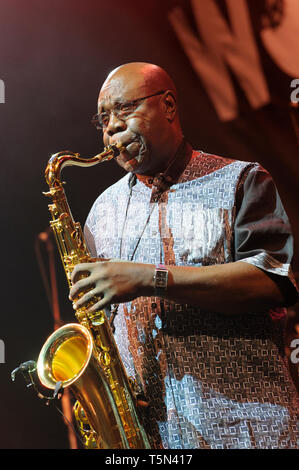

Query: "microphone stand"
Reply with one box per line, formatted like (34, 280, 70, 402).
(35, 228, 78, 449)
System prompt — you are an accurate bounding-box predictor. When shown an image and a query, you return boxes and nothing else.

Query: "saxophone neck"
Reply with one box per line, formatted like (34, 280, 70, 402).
(45, 144, 124, 190)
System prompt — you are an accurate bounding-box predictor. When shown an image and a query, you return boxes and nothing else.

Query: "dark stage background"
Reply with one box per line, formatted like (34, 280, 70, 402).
(0, 0, 298, 449)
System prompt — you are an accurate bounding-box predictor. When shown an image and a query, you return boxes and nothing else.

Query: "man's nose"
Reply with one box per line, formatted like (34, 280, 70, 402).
(106, 112, 127, 137)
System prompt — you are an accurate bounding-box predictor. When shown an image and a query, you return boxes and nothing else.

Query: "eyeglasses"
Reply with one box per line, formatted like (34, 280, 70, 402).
(91, 89, 166, 130)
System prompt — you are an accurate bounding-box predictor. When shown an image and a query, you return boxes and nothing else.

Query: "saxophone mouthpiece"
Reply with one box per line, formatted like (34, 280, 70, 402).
(95, 143, 126, 161)
(113, 143, 126, 156)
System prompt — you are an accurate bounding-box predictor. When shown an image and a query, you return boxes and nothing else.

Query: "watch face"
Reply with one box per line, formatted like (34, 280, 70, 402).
(155, 268, 168, 291)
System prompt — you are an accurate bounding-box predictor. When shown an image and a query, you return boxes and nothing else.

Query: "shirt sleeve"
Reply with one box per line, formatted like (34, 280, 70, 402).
(84, 222, 97, 258)
(234, 163, 298, 307)
(83, 198, 100, 258)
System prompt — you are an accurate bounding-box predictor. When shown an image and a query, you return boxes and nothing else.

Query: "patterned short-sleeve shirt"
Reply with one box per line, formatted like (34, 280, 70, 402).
(85, 151, 299, 449)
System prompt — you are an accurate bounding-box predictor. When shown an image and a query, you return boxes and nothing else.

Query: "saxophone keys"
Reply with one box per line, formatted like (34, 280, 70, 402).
(98, 351, 111, 367)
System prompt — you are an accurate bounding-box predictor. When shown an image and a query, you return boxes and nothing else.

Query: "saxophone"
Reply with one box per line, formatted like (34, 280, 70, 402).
(35, 144, 151, 449)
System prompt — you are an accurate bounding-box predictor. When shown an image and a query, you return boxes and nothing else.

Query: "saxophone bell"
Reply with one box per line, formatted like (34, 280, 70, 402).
(37, 323, 129, 449)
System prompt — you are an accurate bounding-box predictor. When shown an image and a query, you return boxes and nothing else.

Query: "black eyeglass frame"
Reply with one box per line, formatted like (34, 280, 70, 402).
(91, 89, 167, 130)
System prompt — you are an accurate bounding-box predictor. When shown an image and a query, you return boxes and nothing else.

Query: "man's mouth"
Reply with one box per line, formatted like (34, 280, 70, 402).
(118, 139, 146, 163)
(110, 137, 146, 170)
(125, 141, 141, 157)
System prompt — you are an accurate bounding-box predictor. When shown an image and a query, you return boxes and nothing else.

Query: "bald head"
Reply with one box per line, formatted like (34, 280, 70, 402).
(101, 62, 177, 99)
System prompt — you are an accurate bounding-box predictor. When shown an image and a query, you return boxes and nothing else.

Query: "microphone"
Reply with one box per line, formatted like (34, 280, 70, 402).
(11, 360, 37, 382)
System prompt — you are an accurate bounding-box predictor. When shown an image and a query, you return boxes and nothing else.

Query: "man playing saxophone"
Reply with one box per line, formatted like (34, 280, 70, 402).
(69, 62, 299, 449)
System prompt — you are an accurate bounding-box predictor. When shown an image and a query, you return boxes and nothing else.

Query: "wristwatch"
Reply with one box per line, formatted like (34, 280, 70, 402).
(153, 264, 168, 296)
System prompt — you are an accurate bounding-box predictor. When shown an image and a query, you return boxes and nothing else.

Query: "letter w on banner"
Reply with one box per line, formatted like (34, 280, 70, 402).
(169, 0, 270, 121)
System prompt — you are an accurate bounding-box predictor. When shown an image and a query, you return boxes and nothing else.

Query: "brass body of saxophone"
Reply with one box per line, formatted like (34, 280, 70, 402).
(37, 145, 151, 449)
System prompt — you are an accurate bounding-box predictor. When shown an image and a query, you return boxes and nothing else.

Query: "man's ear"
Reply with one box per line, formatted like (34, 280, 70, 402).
(162, 91, 177, 121)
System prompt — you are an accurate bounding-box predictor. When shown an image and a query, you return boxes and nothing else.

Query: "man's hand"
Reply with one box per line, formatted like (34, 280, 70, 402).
(69, 259, 154, 312)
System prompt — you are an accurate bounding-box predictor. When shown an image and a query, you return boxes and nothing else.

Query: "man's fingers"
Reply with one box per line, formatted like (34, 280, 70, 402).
(69, 276, 95, 300)
(71, 263, 93, 284)
(72, 288, 98, 309)
(86, 295, 110, 313)
(74, 293, 110, 313)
